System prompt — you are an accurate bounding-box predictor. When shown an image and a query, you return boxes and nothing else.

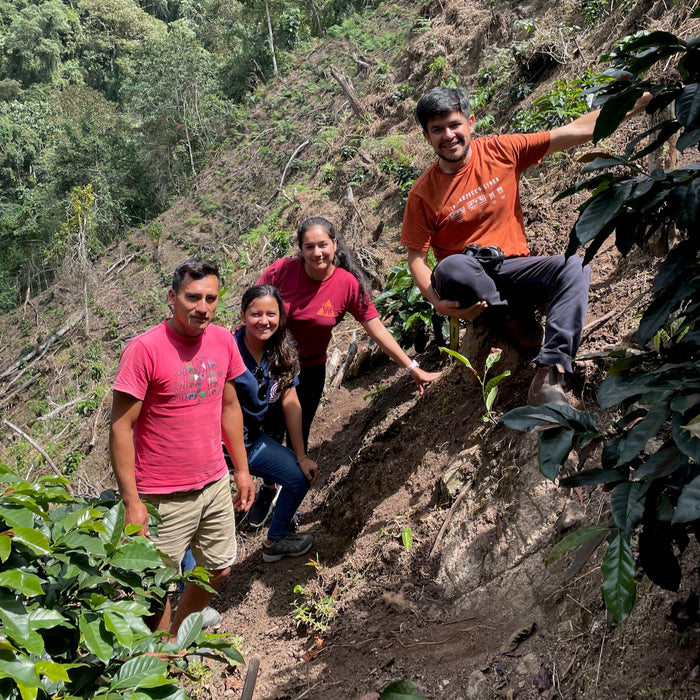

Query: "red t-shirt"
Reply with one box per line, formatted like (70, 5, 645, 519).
(401, 132, 550, 259)
(113, 321, 247, 494)
(257, 256, 379, 368)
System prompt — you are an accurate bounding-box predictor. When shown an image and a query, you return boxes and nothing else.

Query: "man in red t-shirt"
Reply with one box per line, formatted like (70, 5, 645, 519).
(110, 259, 255, 638)
(401, 86, 649, 405)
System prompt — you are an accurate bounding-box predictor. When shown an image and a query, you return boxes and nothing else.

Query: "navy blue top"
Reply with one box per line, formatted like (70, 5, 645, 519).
(233, 328, 298, 449)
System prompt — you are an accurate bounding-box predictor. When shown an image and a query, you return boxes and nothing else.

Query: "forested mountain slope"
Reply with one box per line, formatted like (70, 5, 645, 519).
(1, 1, 699, 697)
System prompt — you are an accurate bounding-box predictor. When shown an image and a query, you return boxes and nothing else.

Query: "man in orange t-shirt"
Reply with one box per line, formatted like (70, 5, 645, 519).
(401, 86, 649, 405)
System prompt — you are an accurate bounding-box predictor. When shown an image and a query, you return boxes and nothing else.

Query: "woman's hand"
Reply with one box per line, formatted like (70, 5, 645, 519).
(410, 366, 442, 395)
(297, 456, 319, 486)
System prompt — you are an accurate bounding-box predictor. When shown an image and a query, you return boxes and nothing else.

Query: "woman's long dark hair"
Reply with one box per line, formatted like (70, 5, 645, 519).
(241, 284, 299, 388)
(296, 216, 371, 298)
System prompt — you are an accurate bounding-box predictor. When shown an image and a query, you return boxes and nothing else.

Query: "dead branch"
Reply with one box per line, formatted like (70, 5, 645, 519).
(36, 395, 89, 422)
(430, 484, 471, 558)
(2, 419, 71, 492)
(0, 374, 41, 412)
(330, 66, 364, 118)
(1, 313, 83, 381)
(280, 140, 310, 189)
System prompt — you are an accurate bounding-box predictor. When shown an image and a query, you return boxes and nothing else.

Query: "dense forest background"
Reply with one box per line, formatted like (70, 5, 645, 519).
(0, 0, 372, 310)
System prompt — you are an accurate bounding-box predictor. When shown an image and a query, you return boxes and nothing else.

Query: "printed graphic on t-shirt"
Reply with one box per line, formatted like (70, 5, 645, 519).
(450, 177, 504, 220)
(316, 300, 336, 318)
(268, 379, 282, 404)
(173, 357, 224, 402)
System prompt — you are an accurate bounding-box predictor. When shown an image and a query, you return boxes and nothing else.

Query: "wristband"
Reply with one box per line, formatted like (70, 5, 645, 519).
(296, 455, 308, 464)
(405, 360, 419, 373)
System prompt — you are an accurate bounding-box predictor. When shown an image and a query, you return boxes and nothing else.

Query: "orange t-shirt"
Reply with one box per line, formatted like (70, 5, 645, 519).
(401, 132, 550, 259)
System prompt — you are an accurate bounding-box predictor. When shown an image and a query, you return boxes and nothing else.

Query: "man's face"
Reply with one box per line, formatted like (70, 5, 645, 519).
(167, 274, 219, 337)
(423, 110, 475, 172)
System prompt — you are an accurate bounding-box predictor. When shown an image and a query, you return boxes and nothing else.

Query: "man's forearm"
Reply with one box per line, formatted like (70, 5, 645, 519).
(407, 250, 441, 306)
(109, 428, 141, 505)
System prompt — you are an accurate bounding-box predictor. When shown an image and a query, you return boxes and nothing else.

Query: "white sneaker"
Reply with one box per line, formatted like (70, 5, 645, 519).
(201, 605, 221, 628)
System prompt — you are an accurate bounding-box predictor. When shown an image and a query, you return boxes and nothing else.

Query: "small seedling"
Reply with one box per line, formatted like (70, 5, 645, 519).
(440, 346, 511, 423)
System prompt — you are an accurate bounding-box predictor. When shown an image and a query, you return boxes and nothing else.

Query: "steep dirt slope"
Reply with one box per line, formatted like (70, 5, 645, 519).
(1, 1, 700, 698)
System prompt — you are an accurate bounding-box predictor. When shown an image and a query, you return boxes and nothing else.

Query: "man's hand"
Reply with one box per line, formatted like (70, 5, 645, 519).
(233, 470, 256, 511)
(434, 298, 488, 320)
(298, 456, 319, 486)
(125, 499, 150, 537)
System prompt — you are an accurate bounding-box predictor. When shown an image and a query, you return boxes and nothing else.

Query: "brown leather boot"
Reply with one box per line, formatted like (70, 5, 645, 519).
(527, 365, 568, 406)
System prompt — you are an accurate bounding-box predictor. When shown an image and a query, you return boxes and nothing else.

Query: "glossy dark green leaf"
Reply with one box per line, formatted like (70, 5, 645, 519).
(594, 88, 645, 143)
(601, 533, 636, 622)
(610, 482, 646, 538)
(546, 525, 610, 564)
(632, 445, 687, 481)
(572, 183, 631, 245)
(0, 569, 44, 597)
(676, 126, 700, 151)
(675, 83, 700, 127)
(538, 427, 574, 482)
(672, 474, 700, 523)
(0, 651, 40, 687)
(616, 401, 669, 466)
(673, 411, 700, 463)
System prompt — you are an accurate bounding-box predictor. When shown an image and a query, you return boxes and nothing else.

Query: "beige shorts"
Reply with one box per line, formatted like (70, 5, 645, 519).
(142, 473, 237, 573)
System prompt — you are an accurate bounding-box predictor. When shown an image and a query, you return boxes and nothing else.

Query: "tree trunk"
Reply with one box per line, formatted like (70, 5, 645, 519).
(265, 0, 278, 76)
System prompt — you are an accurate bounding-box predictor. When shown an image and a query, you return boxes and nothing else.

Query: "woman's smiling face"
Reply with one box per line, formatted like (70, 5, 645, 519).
(241, 294, 280, 344)
(300, 224, 337, 280)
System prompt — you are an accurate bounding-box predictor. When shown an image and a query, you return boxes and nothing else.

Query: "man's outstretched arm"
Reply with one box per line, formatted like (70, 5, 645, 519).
(407, 248, 487, 320)
(547, 92, 652, 155)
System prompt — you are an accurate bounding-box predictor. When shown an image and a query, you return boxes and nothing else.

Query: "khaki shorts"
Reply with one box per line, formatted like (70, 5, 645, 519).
(142, 473, 237, 573)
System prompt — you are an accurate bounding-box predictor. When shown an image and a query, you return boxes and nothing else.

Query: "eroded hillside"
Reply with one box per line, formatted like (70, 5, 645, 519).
(2, 1, 700, 698)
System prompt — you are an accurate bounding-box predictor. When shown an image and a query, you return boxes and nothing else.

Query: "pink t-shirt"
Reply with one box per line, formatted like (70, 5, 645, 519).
(257, 256, 379, 367)
(113, 321, 246, 494)
(401, 132, 550, 259)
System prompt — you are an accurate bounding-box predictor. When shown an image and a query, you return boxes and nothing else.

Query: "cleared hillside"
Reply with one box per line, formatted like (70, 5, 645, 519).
(1, 1, 699, 697)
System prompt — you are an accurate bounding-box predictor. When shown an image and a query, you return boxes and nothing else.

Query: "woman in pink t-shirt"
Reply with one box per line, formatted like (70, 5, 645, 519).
(257, 216, 440, 452)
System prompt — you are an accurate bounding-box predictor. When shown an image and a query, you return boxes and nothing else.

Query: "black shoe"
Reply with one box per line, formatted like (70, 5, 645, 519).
(247, 485, 280, 528)
(262, 533, 314, 563)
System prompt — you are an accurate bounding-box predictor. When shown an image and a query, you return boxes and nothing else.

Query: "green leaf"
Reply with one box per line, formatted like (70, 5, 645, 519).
(573, 182, 631, 245)
(0, 535, 12, 562)
(610, 482, 646, 539)
(0, 505, 34, 529)
(672, 474, 700, 524)
(35, 660, 70, 683)
(176, 611, 203, 649)
(675, 82, 700, 127)
(380, 680, 428, 699)
(79, 616, 113, 664)
(104, 611, 134, 648)
(484, 349, 502, 372)
(615, 401, 669, 466)
(110, 654, 168, 691)
(439, 346, 474, 371)
(601, 533, 636, 622)
(538, 427, 574, 482)
(547, 525, 609, 564)
(111, 541, 165, 571)
(401, 526, 413, 552)
(10, 527, 51, 555)
(0, 570, 44, 597)
(679, 414, 700, 440)
(0, 651, 40, 688)
(28, 608, 68, 631)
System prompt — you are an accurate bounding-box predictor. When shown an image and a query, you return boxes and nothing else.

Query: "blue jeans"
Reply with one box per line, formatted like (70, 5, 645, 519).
(247, 432, 310, 541)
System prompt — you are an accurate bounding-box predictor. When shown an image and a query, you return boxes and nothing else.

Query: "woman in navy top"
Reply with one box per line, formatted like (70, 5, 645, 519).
(232, 284, 318, 562)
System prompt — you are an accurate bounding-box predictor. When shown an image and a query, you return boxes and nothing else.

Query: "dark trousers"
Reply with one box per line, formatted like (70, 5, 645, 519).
(263, 363, 326, 453)
(434, 254, 591, 373)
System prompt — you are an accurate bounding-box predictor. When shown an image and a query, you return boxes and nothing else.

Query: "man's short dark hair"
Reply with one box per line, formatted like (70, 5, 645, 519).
(416, 87, 471, 131)
(171, 259, 220, 291)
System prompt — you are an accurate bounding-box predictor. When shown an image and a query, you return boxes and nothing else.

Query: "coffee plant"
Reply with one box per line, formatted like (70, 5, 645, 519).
(502, 25, 700, 622)
(0, 464, 243, 698)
